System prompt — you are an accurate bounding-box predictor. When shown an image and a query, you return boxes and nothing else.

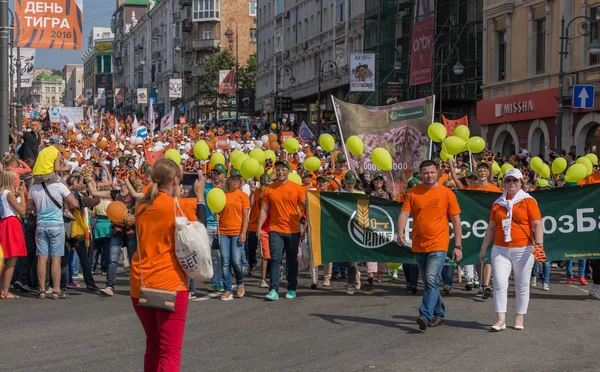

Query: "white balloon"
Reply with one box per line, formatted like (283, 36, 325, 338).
(184, 143, 191, 151)
(110, 134, 116, 141)
(154, 142, 164, 150)
(92, 133, 100, 141)
(67, 121, 74, 130)
(261, 135, 269, 144)
(75, 134, 83, 142)
(135, 137, 144, 144)
(255, 140, 263, 148)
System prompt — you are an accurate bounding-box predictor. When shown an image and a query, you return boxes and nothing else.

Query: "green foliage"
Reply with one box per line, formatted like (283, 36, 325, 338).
(197, 50, 235, 111)
(239, 55, 256, 90)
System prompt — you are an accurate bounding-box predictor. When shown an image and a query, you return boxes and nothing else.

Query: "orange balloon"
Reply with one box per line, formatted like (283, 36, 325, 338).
(268, 134, 278, 143)
(98, 140, 108, 149)
(106, 201, 128, 223)
(120, 123, 126, 130)
(245, 131, 251, 138)
(305, 151, 313, 158)
(208, 142, 215, 150)
(70, 134, 77, 141)
(270, 141, 280, 151)
(208, 131, 214, 139)
(63, 151, 70, 159)
(109, 122, 115, 129)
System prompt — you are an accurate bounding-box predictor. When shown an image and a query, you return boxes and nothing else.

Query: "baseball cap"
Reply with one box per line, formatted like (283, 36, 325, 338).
(229, 168, 242, 178)
(503, 167, 523, 180)
(372, 171, 384, 180)
(212, 164, 228, 175)
(343, 170, 357, 184)
(302, 172, 313, 179)
(336, 153, 347, 162)
(317, 175, 331, 182)
(466, 172, 478, 179)
(49, 135, 63, 144)
(407, 178, 419, 190)
(275, 160, 290, 170)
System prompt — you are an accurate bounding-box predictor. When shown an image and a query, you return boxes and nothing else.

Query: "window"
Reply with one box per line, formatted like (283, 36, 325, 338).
(535, 19, 545, 73)
(250, 28, 257, 43)
(249, 1, 257, 16)
(275, 0, 281, 15)
(193, 0, 220, 21)
(590, 7, 600, 65)
(96, 55, 103, 73)
(336, 0, 345, 24)
(203, 27, 212, 39)
(103, 55, 112, 73)
(498, 31, 506, 81)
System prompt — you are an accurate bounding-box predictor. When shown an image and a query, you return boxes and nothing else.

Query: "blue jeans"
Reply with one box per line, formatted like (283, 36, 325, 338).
(35, 224, 65, 257)
(415, 251, 447, 321)
(332, 262, 347, 274)
(106, 232, 137, 289)
(532, 262, 550, 284)
(269, 232, 300, 293)
(441, 265, 454, 290)
(218, 235, 245, 293)
(68, 250, 81, 282)
(565, 260, 586, 278)
(403, 263, 419, 287)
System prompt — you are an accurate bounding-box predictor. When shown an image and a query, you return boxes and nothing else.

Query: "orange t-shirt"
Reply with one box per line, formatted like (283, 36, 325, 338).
(490, 197, 542, 248)
(585, 173, 600, 184)
(438, 173, 451, 184)
(248, 188, 263, 232)
(262, 180, 306, 234)
(290, 161, 299, 171)
(396, 194, 406, 203)
(401, 184, 461, 253)
(468, 183, 502, 193)
(130, 193, 197, 298)
(219, 189, 250, 236)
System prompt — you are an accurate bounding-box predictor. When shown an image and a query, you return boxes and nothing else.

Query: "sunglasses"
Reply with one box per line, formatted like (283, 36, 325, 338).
(373, 178, 384, 182)
(504, 178, 520, 184)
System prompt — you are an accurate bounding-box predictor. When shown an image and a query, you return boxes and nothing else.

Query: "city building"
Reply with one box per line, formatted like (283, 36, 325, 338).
(477, 0, 600, 156)
(62, 64, 84, 106)
(23, 68, 64, 107)
(112, 0, 257, 121)
(82, 27, 115, 108)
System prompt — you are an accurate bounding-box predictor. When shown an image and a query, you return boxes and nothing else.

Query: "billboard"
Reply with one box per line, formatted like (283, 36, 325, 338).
(11, 48, 36, 88)
(15, 0, 83, 50)
(219, 70, 235, 94)
(350, 53, 375, 92)
(409, 17, 435, 86)
(169, 79, 182, 98)
(49, 106, 83, 123)
(137, 88, 148, 104)
(237, 88, 255, 113)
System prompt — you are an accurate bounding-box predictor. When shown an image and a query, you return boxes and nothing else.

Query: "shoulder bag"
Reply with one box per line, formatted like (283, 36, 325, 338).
(41, 182, 74, 223)
(514, 219, 546, 263)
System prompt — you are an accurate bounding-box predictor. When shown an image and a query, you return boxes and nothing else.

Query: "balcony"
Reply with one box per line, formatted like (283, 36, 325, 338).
(192, 39, 219, 51)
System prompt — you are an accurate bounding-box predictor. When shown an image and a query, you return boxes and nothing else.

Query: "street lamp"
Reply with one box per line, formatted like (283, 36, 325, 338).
(275, 64, 295, 125)
(317, 59, 340, 137)
(434, 43, 463, 120)
(557, 16, 600, 153)
(225, 19, 239, 122)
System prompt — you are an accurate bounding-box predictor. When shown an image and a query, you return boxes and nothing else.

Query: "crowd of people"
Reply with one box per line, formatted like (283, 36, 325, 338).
(2, 108, 600, 371)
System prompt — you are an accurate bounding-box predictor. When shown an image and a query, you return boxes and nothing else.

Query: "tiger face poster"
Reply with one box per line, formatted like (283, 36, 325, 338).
(332, 96, 435, 194)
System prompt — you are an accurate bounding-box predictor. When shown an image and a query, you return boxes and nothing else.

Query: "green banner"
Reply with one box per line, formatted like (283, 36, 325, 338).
(308, 185, 600, 266)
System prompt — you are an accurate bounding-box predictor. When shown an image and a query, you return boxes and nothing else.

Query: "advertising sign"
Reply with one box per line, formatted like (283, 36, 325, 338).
(219, 70, 235, 95)
(11, 48, 36, 88)
(137, 88, 148, 104)
(409, 17, 435, 86)
(349, 53, 376, 92)
(169, 79, 182, 98)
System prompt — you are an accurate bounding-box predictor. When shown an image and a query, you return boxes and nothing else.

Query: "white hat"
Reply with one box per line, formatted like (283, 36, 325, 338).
(503, 167, 523, 180)
(124, 150, 132, 155)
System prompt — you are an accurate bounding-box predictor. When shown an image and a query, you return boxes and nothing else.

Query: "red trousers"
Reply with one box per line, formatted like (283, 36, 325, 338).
(132, 291, 189, 372)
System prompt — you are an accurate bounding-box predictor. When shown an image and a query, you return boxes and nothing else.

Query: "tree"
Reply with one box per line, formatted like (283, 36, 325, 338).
(197, 50, 235, 114)
(238, 55, 256, 90)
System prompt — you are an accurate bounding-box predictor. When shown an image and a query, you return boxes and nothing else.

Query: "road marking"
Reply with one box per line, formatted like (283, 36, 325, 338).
(567, 284, 592, 295)
(191, 292, 221, 302)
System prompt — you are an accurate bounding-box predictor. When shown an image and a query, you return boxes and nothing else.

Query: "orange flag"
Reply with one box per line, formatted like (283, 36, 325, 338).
(442, 115, 468, 136)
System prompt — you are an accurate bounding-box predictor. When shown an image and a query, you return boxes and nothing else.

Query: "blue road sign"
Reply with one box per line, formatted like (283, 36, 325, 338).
(179, 105, 187, 114)
(573, 85, 595, 109)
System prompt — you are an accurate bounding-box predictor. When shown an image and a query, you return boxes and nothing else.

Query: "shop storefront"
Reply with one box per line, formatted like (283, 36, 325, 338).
(571, 98, 600, 156)
(476, 88, 558, 156)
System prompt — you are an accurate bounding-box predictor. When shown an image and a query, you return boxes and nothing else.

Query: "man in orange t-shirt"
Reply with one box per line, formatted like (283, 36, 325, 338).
(398, 160, 463, 331)
(257, 160, 307, 301)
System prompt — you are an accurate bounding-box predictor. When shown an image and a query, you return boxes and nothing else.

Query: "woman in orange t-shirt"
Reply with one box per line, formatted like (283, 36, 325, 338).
(218, 168, 250, 301)
(478, 168, 543, 332)
(130, 159, 207, 372)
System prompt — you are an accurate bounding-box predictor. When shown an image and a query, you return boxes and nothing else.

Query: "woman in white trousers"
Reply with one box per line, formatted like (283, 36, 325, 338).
(478, 168, 544, 331)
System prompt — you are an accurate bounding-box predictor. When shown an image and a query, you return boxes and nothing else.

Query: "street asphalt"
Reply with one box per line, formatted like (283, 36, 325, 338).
(2, 267, 598, 372)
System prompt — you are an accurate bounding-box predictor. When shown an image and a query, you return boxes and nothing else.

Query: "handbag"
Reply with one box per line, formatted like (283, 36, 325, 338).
(514, 220, 546, 263)
(173, 198, 213, 280)
(41, 182, 74, 223)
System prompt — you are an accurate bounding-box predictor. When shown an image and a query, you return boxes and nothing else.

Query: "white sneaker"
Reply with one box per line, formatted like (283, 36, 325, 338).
(542, 283, 550, 291)
(530, 277, 537, 287)
(259, 279, 268, 288)
(323, 278, 331, 287)
(73, 274, 84, 281)
(589, 284, 600, 299)
(355, 272, 361, 290)
(346, 288, 355, 295)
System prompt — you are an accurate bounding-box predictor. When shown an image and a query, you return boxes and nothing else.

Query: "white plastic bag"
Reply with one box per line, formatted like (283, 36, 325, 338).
(298, 240, 311, 272)
(174, 198, 213, 280)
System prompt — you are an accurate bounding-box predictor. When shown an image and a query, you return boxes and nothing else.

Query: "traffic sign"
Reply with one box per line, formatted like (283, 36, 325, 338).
(179, 105, 187, 114)
(573, 85, 595, 109)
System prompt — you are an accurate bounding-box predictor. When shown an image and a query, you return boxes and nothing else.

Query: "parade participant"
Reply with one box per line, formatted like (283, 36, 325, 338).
(257, 160, 306, 300)
(0, 170, 26, 299)
(365, 170, 392, 284)
(589, 260, 600, 299)
(478, 168, 543, 331)
(397, 160, 463, 331)
(31, 135, 72, 185)
(204, 164, 227, 293)
(218, 168, 250, 301)
(399, 179, 420, 294)
(11, 119, 42, 164)
(310, 174, 333, 288)
(248, 174, 271, 288)
(2, 153, 32, 190)
(130, 159, 206, 372)
(91, 187, 112, 275)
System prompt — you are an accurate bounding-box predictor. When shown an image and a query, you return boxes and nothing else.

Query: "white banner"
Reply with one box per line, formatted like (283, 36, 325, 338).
(350, 53, 376, 92)
(137, 88, 148, 104)
(49, 106, 84, 123)
(169, 79, 182, 98)
(11, 48, 36, 88)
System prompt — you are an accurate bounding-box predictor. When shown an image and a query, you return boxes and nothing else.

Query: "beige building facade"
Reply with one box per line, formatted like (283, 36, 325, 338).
(477, 0, 600, 156)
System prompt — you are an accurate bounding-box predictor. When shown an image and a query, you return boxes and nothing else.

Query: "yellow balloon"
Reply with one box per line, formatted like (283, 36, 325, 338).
(500, 163, 514, 176)
(210, 152, 226, 167)
(551, 157, 567, 174)
(319, 134, 335, 152)
(585, 153, 599, 165)
(233, 154, 249, 170)
(427, 122, 447, 142)
(304, 156, 321, 171)
(207, 188, 226, 213)
(193, 140, 210, 160)
(466, 136, 485, 154)
(346, 135, 364, 156)
(443, 136, 467, 155)
(566, 163, 587, 182)
(492, 161, 501, 175)
(530, 157, 544, 173)
(576, 156, 593, 176)
(249, 148, 266, 165)
(264, 150, 277, 164)
(164, 149, 181, 166)
(440, 149, 449, 161)
(288, 173, 302, 185)
(539, 164, 550, 179)
(453, 125, 470, 142)
(230, 150, 244, 164)
(371, 147, 393, 171)
(267, 168, 273, 176)
(271, 123, 277, 130)
(283, 137, 300, 154)
(241, 158, 261, 179)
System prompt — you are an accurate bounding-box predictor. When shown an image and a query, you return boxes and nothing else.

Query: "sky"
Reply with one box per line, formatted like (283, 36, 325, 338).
(10, 0, 115, 69)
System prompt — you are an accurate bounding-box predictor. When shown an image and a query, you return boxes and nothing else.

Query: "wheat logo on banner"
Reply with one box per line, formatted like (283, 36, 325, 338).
(348, 199, 395, 249)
